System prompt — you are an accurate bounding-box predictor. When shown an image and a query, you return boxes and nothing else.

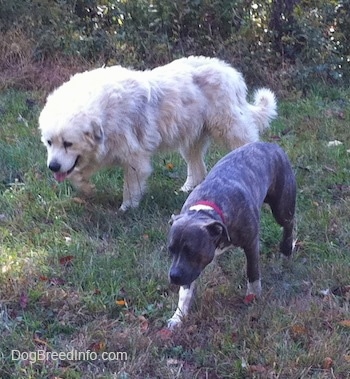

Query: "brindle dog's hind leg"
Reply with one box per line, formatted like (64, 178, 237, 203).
(268, 180, 296, 259)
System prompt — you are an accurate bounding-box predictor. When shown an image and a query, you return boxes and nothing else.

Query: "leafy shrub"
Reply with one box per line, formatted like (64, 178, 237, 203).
(0, 0, 348, 92)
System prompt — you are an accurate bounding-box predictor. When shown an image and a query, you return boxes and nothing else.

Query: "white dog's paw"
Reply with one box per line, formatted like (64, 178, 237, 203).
(118, 199, 141, 213)
(167, 316, 182, 330)
(180, 183, 195, 193)
(118, 203, 129, 213)
(75, 182, 96, 196)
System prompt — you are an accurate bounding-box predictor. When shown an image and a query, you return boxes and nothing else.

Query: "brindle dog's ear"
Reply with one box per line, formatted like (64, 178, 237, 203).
(169, 214, 182, 224)
(203, 221, 230, 243)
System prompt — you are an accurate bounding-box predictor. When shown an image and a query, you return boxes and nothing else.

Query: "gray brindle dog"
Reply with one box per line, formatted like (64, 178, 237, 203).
(167, 142, 296, 329)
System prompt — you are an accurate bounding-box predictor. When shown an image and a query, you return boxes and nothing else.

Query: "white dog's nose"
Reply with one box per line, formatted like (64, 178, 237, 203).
(49, 161, 61, 172)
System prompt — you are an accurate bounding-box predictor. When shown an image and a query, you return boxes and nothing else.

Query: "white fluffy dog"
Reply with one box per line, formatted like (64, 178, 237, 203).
(39, 56, 277, 211)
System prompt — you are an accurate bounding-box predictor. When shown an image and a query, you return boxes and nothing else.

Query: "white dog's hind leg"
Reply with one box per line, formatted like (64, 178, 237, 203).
(119, 155, 152, 212)
(179, 138, 208, 192)
(167, 281, 196, 329)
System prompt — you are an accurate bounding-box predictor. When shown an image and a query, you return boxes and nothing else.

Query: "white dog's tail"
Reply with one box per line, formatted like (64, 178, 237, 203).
(249, 88, 277, 132)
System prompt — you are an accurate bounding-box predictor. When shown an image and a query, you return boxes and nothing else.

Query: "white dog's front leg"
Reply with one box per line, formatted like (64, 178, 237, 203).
(70, 173, 95, 196)
(179, 143, 207, 192)
(119, 157, 152, 212)
(167, 282, 196, 329)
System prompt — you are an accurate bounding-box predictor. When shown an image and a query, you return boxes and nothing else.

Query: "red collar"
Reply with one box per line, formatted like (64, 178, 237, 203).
(190, 200, 225, 224)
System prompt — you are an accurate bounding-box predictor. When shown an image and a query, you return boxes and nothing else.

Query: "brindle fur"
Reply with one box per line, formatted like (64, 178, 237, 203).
(167, 142, 296, 328)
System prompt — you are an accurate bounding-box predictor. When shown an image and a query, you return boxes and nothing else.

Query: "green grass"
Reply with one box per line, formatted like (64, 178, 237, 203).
(0, 88, 349, 379)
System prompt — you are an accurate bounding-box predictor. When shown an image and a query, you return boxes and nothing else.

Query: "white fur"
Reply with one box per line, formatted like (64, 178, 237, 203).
(167, 282, 196, 329)
(189, 204, 215, 212)
(246, 279, 262, 297)
(39, 56, 277, 211)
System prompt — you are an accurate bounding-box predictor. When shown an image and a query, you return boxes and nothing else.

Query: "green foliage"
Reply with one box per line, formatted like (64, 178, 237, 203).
(0, 1, 349, 91)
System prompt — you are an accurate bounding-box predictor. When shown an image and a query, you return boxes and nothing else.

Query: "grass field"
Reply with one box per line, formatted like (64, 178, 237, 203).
(0, 87, 349, 379)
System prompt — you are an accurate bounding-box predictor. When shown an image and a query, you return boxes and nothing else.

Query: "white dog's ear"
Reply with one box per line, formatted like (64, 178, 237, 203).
(84, 121, 104, 145)
(91, 121, 104, 142)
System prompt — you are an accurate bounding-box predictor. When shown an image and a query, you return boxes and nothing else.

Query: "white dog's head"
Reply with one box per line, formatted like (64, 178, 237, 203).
(39, 109, 104, 183)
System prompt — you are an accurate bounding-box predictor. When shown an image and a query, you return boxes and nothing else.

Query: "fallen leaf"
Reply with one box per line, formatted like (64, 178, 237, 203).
(72, 197, 86, 204)
(322, 357, 333, 369)
(33, 331, 48, 347)
(88, 341, 106, 352)
(290, 324, 308, 335)
(33, 336, 48, 347)
(338, 320, 350, 328)
(138, 315, 149, 332)
(231, 332, 239, 343)
(243, 294, 256, 304)
(20, 292, 28, 309)
(249, 364, 267, 374)
(115, 299, 127, 307)
(39, 275, 49, 282)
(290, 323, 309, 342)
(157, 328, 173, 340)
(59, 255, 74, 265)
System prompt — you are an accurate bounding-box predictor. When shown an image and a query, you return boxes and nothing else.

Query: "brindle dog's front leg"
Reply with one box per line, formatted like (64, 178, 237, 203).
(167, 281, 196, 329)
(244, 237, 262, 297)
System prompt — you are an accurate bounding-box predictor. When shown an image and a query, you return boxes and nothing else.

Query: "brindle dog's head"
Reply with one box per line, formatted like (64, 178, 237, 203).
(168, 212, 229, 286)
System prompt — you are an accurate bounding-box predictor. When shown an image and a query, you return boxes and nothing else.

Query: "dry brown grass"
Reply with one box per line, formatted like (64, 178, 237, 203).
(0, 28, 90, 93)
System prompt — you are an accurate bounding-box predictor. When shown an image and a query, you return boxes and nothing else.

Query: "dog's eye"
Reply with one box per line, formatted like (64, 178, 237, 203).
(47, 140, 52, 146)
(63, 141, 73, 149)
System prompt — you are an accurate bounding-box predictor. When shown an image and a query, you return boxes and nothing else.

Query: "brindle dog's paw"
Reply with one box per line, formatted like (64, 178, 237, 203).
(281, 254, 293, 269)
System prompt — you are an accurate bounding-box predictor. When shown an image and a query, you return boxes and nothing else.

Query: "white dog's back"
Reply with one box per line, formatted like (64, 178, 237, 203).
(39, 56, 277, 211)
